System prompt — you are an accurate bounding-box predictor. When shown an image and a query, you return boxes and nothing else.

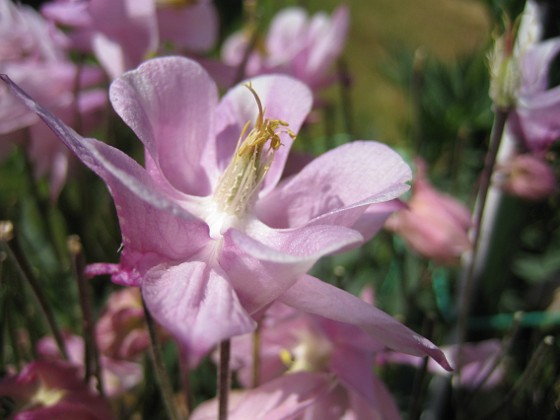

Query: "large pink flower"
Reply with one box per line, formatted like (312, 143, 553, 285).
(42, 0, 218, 80)
(1, 56, 450, 370)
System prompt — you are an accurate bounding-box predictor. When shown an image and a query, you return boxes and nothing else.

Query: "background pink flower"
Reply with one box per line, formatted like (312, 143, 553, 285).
(385, 158, 472, 264)
(221, 6, 349, 92)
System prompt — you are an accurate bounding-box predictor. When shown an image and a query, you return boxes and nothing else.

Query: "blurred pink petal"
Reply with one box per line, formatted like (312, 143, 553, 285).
(0, 360, 114, 419)
(222, 6, 349, 92)
(385, 159, 472, 265)
(497, 153, 556, 200)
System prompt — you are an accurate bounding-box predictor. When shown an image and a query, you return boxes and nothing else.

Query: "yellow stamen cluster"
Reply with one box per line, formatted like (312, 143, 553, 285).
(214, 83, 295, 216)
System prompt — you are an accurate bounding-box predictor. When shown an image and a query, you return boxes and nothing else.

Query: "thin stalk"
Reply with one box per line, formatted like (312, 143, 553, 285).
(409, 315, 435, 420)
(478, 335, 554, 420)
(68, 235, 104, 396)
(20, 146, 67, 265)
(251, 324, 261, 388)
(464, 311, 523, 408)
(0, 221, 68, 360)
(218, 340, 232, 420)
(456, 107, 510, 371)
(337, 58, 354, 136)
(178, 348, 191, 418)
(234, 0, 260, 84)
(142, 297, 180, 420)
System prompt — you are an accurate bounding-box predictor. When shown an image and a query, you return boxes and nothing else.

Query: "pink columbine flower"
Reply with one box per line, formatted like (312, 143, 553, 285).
(195, 301, 402, 419)
(221, 6, 349, 92)
(0, 0, 106, 198)
(95, 288, 151, 360)
(496, 153, 556, 200)
(38, 333, 143, 397)
(41, 0, 218, 80)
(0, 360, 114, 419)
(0, 56, 450, 370)
(385, 159, 472, 265)
(507, 35, 560, 153)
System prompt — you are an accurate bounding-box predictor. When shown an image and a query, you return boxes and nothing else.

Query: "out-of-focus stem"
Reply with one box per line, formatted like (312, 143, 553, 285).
(456, 107, 510, 368)
(142, 296, 180, 420)
(479, 335, 554, 420)
(68, 235, 104, 396)
(234, 0, 260, 84)
(0, 221, 68, 360)
(337, 58, 354, 136)
(464, 311, 523, 408)
(251, 324, 261, 388)
(218, 339, 231, 420)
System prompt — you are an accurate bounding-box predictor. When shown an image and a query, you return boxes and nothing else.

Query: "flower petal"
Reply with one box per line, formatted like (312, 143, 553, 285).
(256, 141, 411, 233)
(157, 1, 219, 52)
(142, 261, 256, 365)
(0, 74, 209, 271)
(215, 74, 313, 193)
(191, 372, 333, 420)
(280, 275, 452, 371)
(110, 57, 219, 195)
(220, 224, 363, 314)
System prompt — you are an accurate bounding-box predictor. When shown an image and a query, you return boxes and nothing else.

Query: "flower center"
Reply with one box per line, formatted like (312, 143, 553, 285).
(213, 83, 295, 218)
(29, 383, 65, 408)
(279, 330, 333, 374)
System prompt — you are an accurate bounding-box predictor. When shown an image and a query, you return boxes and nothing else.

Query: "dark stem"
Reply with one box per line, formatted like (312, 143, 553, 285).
(20, 145, 67, 264)
(456, 107, 510, 371)
(68, 235, 104, 395)
(142, 296, 180, 420)
(178, 348, 191, 418)
(251, 324, 261, 388)
(0, 221, 68, 360)
(337, 58, 354, 136)
(233, 0, 260, 84)
(218, 340, 232, 420)
(463, 311, 523, 408)
(478, 335, 554, 420)
(409, 315, 435, 420)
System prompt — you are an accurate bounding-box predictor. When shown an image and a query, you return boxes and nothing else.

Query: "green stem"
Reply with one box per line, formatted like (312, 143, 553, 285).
(68, 235, 104, 395)
(142, 296, 180, 420)
(218, 340, 231, 420)
(0, 221, 68, 360)
(456, 107, 510, 369)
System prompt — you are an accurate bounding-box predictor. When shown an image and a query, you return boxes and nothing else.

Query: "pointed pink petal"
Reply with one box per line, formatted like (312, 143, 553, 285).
(256, 141, 411, 235)
(215, 74, 313, 193)
(0, 74, 210, 271)
(141, 261, 256, 364)
(157, 2, 218, 52)
(220, 224, 363, 314)
(110, 57, 219, 195)
(280, 275, 452, 371)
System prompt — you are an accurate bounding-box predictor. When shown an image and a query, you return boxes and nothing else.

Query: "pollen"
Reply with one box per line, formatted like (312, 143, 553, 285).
(213, 82, 296, 217)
